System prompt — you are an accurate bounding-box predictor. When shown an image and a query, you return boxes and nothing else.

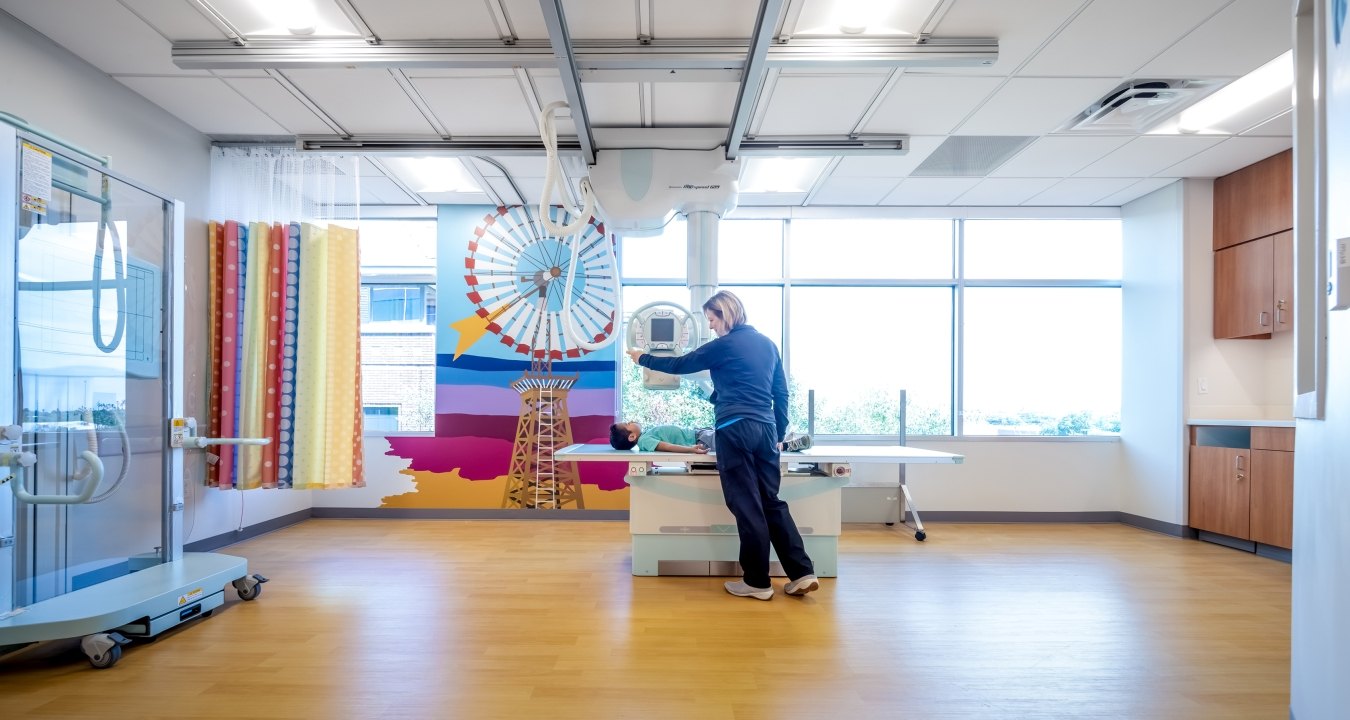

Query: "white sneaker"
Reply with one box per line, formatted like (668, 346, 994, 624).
(724, 580, 773, 600)
(784, 574, 819, 596)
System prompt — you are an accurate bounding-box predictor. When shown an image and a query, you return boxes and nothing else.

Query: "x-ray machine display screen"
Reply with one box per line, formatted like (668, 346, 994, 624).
(649, 317, 675, 343)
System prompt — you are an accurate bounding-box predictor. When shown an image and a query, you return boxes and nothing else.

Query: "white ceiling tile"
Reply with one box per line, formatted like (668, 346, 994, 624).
(652, 83, 740, 126)
(1025, 178, 1140, 206)
(757, 74, 890, 135)
(217, 77, 336, 134)
(881, 178, 982, 205)
(412, 77, 541, 135)
(527, 71, 579, 137)
(808, 177, 899, 205)
(1095, 178, 1181, 206)
(349, 0, 501, 40)
(115, 76, 287, 135)
(282, 69, 437, 134)
(863, 75, 1003, 135)
(927, 0, 1085, 76)
(1155, 137, 1293, 178)
(989, 136, 1133, 177)
(582, 83, 642, 126)
(502, 0, 632, 40)
(955, 78, 1118, 136)
(831, 137, 945, 177)
(473, 156, 549, 179)
(737, 192, 807, 206)
(120, 0, 228, 40)
(1075, 136, 1226, 177)
(361, 176, 418, 205)
(953, 178, 1059, 206)
(418, 191, 495, 204)
(653, 0, 760, 37)
(0, 0, 210, 75)
(1134, 0, 1292, 78)
(1241, 110, 1294, 137)
(1019, 0, 1230, 77)
(359, 158, 389, 177)
(487, 176, 545, 204)
(212, 69, 273, 78)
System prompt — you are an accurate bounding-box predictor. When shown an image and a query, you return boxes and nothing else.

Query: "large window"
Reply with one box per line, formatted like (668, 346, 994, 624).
(359, 219, 437, 433)
(618, 216, 1121, 438)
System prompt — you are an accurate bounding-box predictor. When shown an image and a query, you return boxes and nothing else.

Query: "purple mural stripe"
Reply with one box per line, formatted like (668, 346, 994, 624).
(434, 413, 616, 444)
(436, 385, 618, 417)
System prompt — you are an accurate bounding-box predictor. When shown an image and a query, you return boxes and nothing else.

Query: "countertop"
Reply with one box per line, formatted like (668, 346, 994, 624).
(1187, 419, 1296, 428)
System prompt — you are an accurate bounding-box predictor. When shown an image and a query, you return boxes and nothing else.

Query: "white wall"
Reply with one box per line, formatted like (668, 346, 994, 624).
(1118, 181, 1186, 524)
(1290, 2, 1350, 715)
(0, 11, 310, 543)
(843, 439, 1122, 521)
(1183, 177, 1296, 420)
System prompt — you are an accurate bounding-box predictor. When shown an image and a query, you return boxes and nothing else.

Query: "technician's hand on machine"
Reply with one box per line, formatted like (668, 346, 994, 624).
(626, 348, 645, 364)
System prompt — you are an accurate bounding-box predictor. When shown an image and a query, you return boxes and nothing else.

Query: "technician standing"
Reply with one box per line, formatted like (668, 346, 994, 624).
(626, 290, 818, 600)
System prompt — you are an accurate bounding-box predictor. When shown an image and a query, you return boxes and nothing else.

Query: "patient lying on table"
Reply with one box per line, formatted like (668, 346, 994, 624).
(610, 422, 715, 454)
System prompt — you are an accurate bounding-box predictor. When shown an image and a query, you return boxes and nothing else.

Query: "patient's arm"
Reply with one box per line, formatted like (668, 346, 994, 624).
(654, 441, 708, 454)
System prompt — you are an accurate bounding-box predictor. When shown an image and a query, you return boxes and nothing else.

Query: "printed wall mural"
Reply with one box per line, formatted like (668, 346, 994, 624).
(380, 205, 628, 509)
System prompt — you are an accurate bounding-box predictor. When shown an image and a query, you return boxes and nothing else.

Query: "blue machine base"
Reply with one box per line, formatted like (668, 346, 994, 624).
(0, 552, 248, 647)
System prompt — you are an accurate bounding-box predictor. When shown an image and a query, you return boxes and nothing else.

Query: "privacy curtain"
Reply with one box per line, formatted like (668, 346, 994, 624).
(206, 147, 364, 490)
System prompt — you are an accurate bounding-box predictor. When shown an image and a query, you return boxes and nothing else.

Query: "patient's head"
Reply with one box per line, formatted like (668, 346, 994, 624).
(610, 422, 640, 450)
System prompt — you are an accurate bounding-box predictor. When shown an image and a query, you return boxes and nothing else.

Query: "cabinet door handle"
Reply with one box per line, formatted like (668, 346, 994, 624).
(1235, 455, 1245, 471)
(1278, 308, 1286, 325)
(1237, 473, 1246, 481)
(1260, 311, 1270, 326)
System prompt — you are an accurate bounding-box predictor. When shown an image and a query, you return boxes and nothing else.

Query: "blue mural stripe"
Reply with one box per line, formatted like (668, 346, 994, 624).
(436, 367, 617, 390)
(438, 353, 616, 372)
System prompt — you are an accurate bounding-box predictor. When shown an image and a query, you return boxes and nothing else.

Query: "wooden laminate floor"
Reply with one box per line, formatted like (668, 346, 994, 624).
(0, 521, 1291, 719)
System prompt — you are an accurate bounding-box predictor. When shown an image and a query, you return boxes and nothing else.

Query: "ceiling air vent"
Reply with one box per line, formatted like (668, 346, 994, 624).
(1061, 79, 1221, 133)
(911, 136, 1035, 177)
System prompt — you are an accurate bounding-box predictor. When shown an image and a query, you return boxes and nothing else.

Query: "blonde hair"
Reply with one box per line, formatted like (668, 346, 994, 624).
(702, 290, 746, 329)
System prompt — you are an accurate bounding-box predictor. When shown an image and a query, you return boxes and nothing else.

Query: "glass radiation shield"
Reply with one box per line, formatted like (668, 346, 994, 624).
(4, 131, 171, 609)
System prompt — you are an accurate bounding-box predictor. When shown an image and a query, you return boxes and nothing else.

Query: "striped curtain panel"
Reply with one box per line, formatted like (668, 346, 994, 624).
(207, 220, 365, 490)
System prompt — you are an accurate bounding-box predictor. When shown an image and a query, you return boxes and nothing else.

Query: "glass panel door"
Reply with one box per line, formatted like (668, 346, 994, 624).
(12, 142, 168, 606)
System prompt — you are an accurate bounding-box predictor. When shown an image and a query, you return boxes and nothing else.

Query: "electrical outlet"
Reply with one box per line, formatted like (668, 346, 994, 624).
(1198, 377, 1209, 394)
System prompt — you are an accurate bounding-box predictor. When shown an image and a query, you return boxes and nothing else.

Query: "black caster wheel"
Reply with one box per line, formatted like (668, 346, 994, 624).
(885, 522, 895, 526)
(88, 644, 122, 669)
(915, 530, 927, 541)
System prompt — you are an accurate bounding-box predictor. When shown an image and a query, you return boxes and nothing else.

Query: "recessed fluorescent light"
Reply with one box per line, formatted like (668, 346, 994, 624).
(252, 0, 318, 35)
(1177, 51, 1293, 133)
(407, 157, 481, 193)
(741, 158, 828, 192)
(833, 0, 889, 34)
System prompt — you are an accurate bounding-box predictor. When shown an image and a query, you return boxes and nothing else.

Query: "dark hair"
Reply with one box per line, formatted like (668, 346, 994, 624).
(610, 423, 637, 450)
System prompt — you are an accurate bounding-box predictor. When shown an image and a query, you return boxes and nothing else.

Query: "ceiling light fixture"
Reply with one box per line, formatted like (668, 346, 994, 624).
(833, 0, 886, 35)
(251, 0, 318, 36)
(407, 157, 481, 193)
(1177, 50, 1293, 133)
(740, 158, 830, 192)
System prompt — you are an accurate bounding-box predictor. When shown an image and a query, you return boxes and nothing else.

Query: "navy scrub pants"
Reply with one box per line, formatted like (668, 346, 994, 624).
(714, 419, 815, 588)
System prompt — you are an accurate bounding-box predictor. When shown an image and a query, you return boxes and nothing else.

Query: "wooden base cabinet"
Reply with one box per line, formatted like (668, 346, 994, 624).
(1188, 426, 1293, 551)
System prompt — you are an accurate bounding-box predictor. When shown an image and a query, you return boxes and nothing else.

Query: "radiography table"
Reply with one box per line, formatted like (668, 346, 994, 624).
(554, 444, 963, 577)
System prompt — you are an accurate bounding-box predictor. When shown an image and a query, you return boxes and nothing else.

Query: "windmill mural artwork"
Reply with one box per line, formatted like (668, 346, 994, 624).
(448, 205, 618, 509)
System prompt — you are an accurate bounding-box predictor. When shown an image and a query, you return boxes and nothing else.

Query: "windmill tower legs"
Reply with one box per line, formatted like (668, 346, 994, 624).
(502, 378, 585, 509)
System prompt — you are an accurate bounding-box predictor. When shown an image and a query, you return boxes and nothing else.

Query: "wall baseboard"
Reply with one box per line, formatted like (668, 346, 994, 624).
(916, 511, 1122, 523)
(310, 507, 630, 521)
(1117, 511, 1190, 538)
(184, 509, 312, 553)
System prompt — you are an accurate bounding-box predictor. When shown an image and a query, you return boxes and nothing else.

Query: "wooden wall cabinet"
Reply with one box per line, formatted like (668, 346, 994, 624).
(1213, 149, 1292, 251)
(1188, 425, 1293, 551)
(1214, 230, 1293, 339)
(1212, 149, 1293, 340)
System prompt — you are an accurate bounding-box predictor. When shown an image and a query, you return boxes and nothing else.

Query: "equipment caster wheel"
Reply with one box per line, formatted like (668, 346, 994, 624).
(915, 530, 927, 541)
(232, 573, 269, 601)
(81, 632, 129, 669)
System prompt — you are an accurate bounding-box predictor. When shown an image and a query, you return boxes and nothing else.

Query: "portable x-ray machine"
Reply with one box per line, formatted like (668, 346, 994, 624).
(0, 117, 266, 669)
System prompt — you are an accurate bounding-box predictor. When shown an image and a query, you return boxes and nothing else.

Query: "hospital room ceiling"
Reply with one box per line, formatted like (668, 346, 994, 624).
(0, 0, 1295, 209)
